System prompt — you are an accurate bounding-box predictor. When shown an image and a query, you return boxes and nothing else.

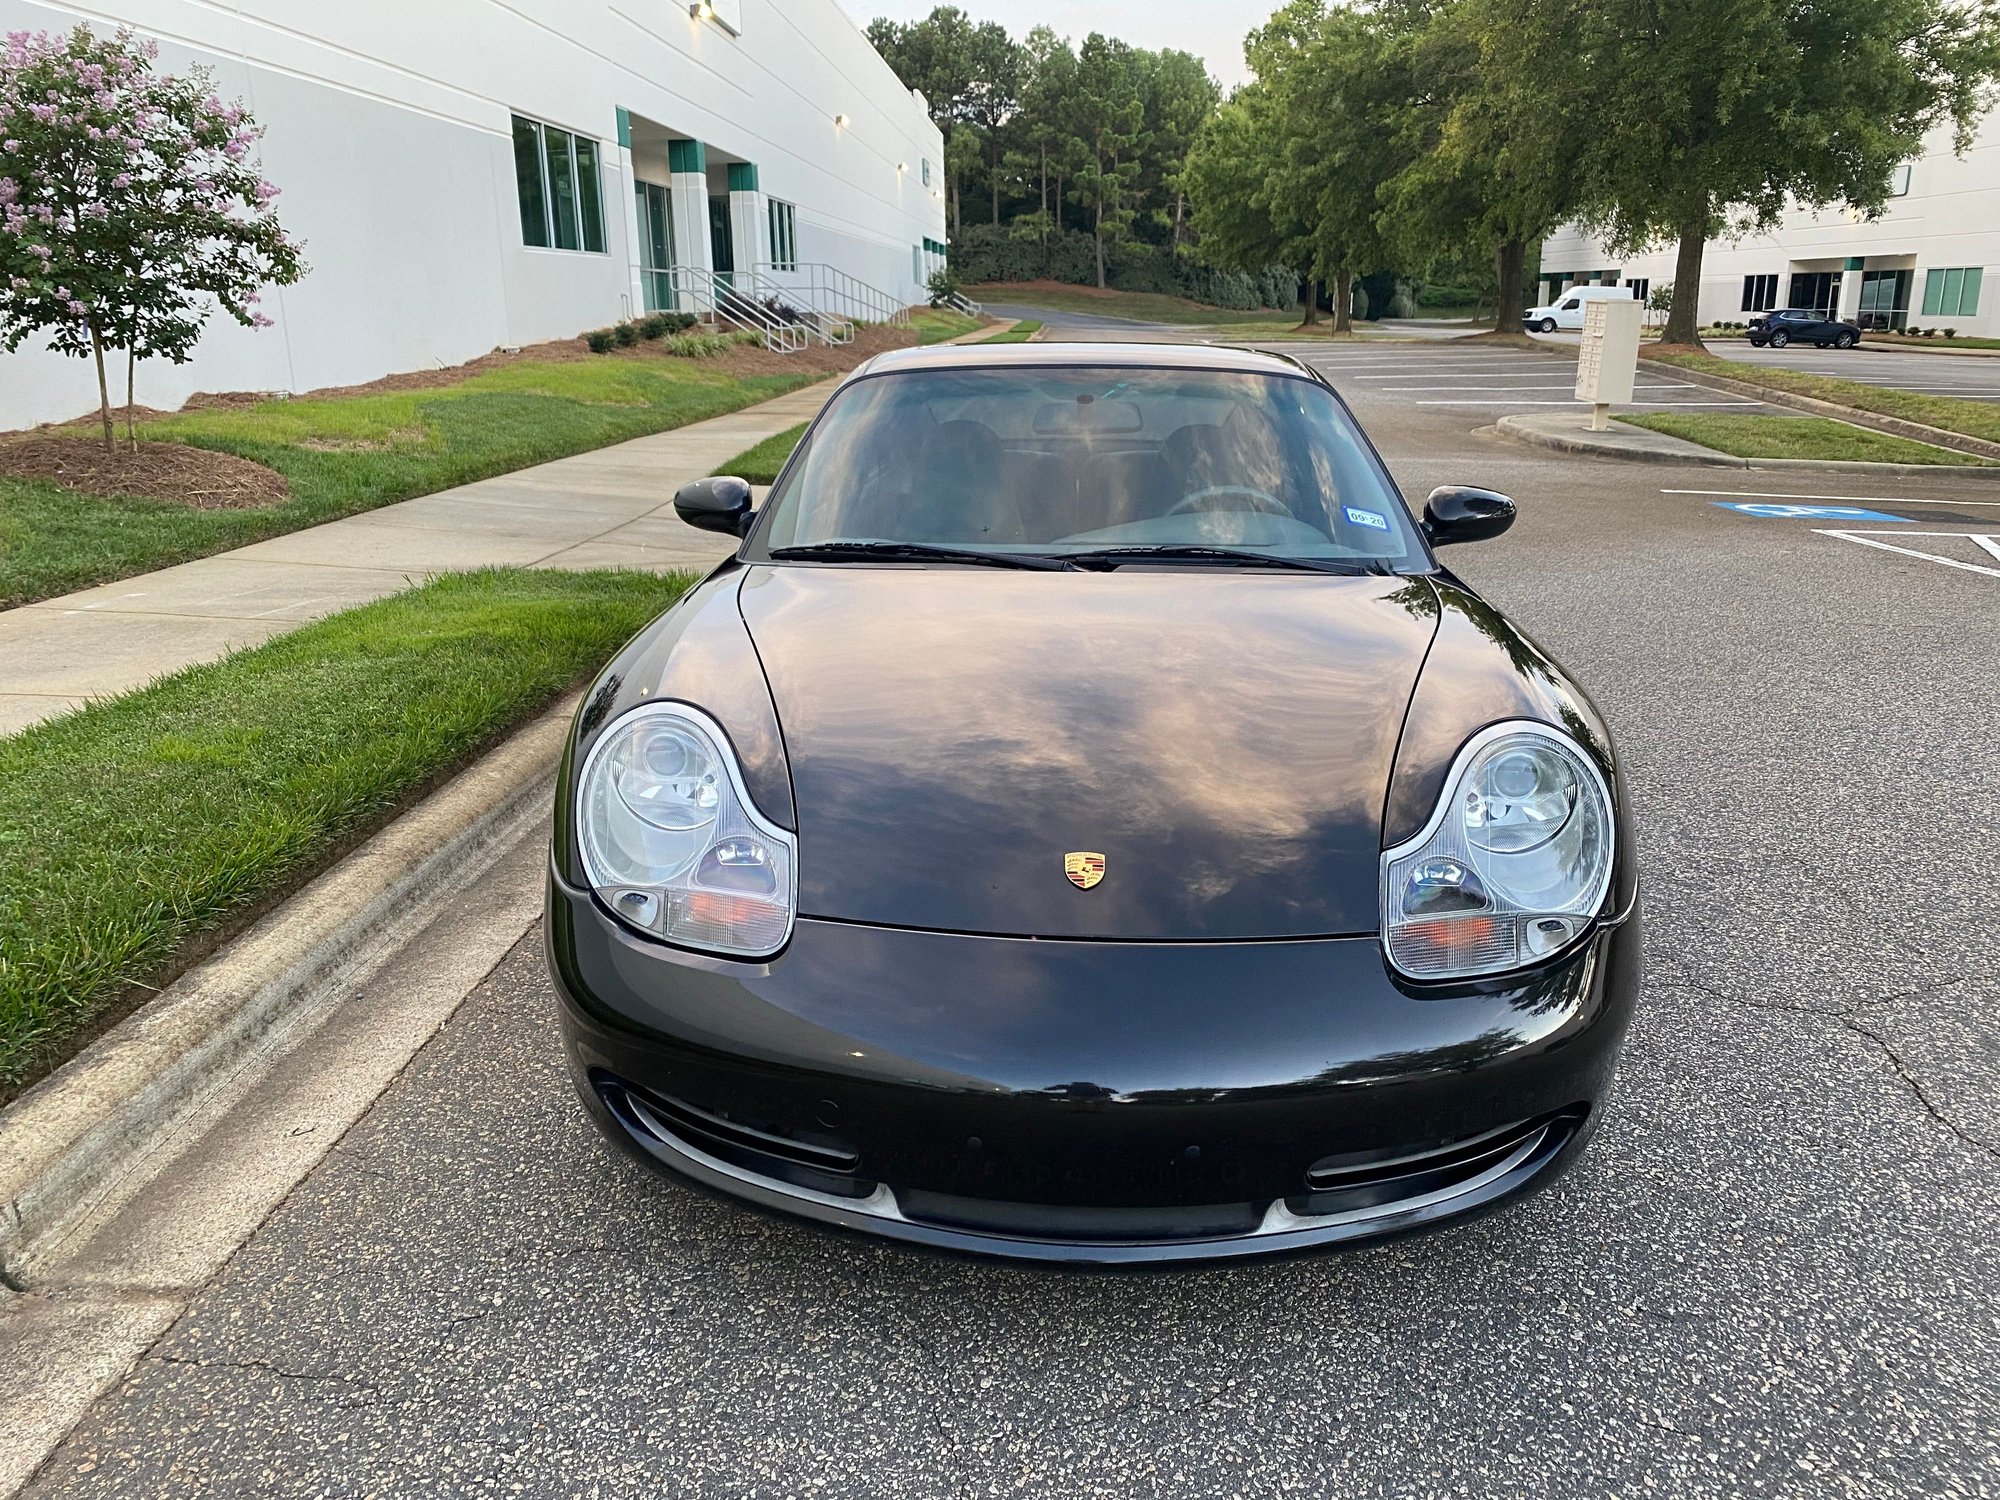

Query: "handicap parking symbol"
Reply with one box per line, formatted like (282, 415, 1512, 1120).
(1713, 502, 1912, 522)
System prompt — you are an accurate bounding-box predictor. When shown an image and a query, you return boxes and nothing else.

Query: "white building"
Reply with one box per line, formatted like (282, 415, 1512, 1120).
(1538, 114, 2000, 336)
(0, 0, 947, 427)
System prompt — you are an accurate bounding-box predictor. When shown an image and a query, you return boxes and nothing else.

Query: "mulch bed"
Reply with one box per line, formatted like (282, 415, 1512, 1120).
(0, 435, 290, 508)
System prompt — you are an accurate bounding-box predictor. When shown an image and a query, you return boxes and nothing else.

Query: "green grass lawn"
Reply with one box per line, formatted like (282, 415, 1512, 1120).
(963, 284, 1298, 327)
(1865, 333, 2000, 351)
(0, 566, 690, 1098)
(1620, 412, 1995, 466)
(979, 319, 1043, 343)
(722, 422, 808, 484)
(914, 308, 985, 344)
(0, 357, 812, 610)
(1646, 348, 2000, 447)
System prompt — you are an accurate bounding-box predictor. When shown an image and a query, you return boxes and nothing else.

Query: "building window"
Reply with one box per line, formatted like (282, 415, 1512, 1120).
(1787, 271, 1840, 314)
(1922, 266, 1983, 319)
(1742, 274, 1779, 312)
(767, 199, 798, 271)
(1888, 164, 1912, 197)
(1624, 278, 1649, 304)
(914, 244, 924, 284)
(511, 113, 606, 254)
(1858, 268, 1913, 331)
(921, 158, 931, 186)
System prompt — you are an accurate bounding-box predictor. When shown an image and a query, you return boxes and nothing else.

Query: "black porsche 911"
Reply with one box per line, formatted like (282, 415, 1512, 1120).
(545, 341, 1639, 1264)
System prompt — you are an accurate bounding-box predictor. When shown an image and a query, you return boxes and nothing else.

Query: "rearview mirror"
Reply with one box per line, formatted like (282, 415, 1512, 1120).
(674, 475, 754, 537)
(1422, 486, 1516, 547)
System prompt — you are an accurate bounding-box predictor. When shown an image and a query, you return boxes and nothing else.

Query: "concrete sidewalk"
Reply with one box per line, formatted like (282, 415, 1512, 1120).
(0, 381, 833, 735)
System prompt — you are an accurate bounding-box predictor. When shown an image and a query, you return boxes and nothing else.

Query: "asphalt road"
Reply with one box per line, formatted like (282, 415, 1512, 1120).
(25, 323, 2000, 1498)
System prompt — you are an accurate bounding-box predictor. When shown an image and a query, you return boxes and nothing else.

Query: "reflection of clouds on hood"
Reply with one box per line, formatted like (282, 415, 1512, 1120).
(740, 566, 1439, 938)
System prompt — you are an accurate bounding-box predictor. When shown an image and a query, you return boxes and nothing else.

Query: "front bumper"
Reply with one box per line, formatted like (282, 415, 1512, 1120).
(547, 864, 1640, 1265)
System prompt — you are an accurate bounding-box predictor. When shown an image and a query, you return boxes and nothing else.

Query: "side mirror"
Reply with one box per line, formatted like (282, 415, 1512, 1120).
(1422, 486, 1516, 547)
(673, 475, 754, 537)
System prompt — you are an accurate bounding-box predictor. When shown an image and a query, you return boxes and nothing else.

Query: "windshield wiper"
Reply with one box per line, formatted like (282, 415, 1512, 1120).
(767, 541, 1070, 571)
(1062, 545, 1390, 575)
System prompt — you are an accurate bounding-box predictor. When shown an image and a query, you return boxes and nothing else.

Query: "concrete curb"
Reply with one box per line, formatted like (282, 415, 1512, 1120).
(1636, 358, 2000, 463)
(1493, 413, 2000, 478)
(0, 694, 576, 1283)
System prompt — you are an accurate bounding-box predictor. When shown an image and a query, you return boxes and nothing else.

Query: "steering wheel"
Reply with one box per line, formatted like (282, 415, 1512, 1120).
(1166, 485, 1289, 517)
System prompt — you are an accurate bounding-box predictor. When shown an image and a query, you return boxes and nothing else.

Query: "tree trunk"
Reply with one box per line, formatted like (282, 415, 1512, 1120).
(1333, 269, 1353, 334)
(1172, 193, 1184, 250)
(126, 347, 140, 449)
(1093, 194, 1106, 289)
(88, 322, 113, 453)
(1053, 172, 1062, 234)
(991, 147, 1001, 225)
(1039, 146, 1049, 254)
(1301, 278, 1320, 327)
(951, 178, 960, 236)
(1663, 211, 1708, 346)
(1493, 236, 1526, 334)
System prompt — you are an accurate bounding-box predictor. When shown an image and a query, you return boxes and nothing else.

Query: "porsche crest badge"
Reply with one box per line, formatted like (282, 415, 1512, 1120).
(1064, 851, 1106, 890)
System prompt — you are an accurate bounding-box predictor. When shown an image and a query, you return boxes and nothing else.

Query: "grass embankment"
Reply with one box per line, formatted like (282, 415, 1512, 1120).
(0, 358, 809, 609)
(1646, 348, 2000, 447)
(0, 566, 691, 1098)
(1620, 413, 1995, 467)
(915, 308, 985, 344)
(979, 319, 1043, 343)
(723, 423, 809, 484)
(963, 283, 1297, 327)
(1865, 333, 2000, 352)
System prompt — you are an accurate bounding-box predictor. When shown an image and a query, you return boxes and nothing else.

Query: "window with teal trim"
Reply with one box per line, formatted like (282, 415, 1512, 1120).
(767, 199, 797, 271)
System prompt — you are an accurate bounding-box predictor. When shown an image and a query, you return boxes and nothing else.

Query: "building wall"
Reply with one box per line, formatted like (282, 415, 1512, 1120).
(1537, 114, 2000, 334)
(0, 0, 946, 427)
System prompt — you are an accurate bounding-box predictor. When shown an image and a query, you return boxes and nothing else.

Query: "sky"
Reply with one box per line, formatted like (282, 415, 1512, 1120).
(839, 1, 1270, 91)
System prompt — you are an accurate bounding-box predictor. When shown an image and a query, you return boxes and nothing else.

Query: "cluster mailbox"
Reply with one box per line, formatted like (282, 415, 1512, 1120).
(1574, 298, 1644, 430)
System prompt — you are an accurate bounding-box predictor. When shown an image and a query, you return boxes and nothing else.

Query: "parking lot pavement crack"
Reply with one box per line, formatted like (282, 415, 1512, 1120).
(1835, 1013, 2000, 1163)
(149, 1350, 380, 1391)
(1659, 974, 1996, 1162)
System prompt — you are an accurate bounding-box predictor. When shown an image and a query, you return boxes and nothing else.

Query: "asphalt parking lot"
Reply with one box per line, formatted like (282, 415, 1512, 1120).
(1533, 327, 2000, 400)
(22, 324, 2000, 1498)
(1294, 342, 1768, 416)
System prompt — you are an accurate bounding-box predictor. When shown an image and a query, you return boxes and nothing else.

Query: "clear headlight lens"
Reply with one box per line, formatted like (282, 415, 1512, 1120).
(1381, 723, 1613, 980)
(577, 703, 796, 958)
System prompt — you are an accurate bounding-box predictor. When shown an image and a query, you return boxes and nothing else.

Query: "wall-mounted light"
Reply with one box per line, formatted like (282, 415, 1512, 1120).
(833, 113, 850, 128)
(689, 1, 714, 18)
(896, 162, 907, 173)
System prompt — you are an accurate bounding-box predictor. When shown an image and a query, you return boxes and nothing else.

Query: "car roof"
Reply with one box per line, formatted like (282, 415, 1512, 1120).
(850, 340, 1314, 381)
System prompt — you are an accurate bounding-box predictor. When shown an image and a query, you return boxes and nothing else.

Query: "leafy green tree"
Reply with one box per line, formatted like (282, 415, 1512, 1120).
(1477, 0, 2000, 345)
(1136, 49, 1218, 250)
(1184, 84, 1320, 324)
(1066, 34, 1146, 288)
(0, 25, 303, 451)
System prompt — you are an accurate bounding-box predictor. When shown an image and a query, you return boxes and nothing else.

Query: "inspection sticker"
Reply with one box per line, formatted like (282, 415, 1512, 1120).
(1712, 502, 1911, 523)
(1345, 506, 1391, 531)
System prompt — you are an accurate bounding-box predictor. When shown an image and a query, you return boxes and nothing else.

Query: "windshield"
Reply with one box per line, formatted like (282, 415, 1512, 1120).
(749, 366, 1425, 568)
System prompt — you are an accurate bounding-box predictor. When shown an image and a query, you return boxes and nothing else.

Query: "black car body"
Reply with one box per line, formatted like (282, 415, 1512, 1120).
(546, 342, 1640, 1264)
(1748, 308, 1860, 348)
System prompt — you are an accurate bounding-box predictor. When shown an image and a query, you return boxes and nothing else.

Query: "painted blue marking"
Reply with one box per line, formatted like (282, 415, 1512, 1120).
(1712, 502, 1912, 522)
(1345, 506, 1391, 531)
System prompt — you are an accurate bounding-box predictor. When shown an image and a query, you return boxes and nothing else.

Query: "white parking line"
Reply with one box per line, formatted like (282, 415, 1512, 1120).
(1816, 528, 2000, 579)
(1378, 382, 1695, 393)
(1414, 399, 1761, 407)
(1663, 487, 2000, 506)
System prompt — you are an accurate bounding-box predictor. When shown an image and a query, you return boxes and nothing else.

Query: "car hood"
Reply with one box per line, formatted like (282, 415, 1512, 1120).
(738, 565, 1440, 941)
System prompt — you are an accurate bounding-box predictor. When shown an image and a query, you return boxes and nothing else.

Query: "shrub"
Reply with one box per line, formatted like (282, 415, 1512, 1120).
(612, 321, 639, 347)
(926, 264, 962, 307)
(942, 223, 1293, 310)
(1946, 328, 1959, 339)
(584, 328, 615, 354)
(639, 313, 672, 339)
(662, 331, 736, 358)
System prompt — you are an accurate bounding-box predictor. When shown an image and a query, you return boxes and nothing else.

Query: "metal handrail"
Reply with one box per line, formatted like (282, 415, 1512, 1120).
(756, 261, 912, 336)
(945, 290, 983, 317)
(650, 265, 809, 354)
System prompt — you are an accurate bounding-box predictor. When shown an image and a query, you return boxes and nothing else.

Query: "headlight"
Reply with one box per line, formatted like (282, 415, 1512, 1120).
(1381, 721, 1613, 980)
(576, 702, 797, 958)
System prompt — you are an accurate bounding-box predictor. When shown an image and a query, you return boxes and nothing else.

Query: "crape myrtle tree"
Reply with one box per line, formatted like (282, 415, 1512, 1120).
(0, 25, 303, 451)
(1480, 0, 2000, 346)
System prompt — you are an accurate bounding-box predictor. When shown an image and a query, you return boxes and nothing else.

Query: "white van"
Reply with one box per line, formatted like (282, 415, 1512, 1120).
(1523, 284, 1636, 333)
